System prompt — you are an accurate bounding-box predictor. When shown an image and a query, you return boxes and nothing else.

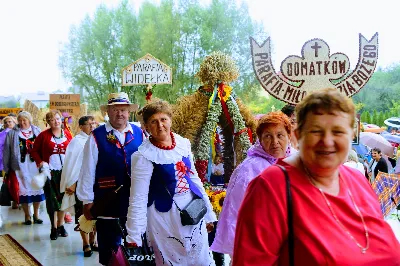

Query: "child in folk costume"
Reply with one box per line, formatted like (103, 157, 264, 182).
(210, 154, 224, 186)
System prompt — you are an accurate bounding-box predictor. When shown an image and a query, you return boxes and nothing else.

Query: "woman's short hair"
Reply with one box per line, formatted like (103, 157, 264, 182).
(348, 150, 358, 162)
(295, 88, 355, 134)
(17, 111, 33, 124)
(78, 115, 95, 126)
(372, 147, 381, 154)
(45, 110, 62, 124)
(256, 111, 292, 139)
(3, 116, 17, 125)
(281, 104, 296, 118)
(214, 154, 222, 164)
(142, 100, 172, 124)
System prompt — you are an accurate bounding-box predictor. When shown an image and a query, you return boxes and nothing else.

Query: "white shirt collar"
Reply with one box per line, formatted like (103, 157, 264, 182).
(78, 131, 89, 137)
(137, 133, 190, 164)
(105, 121, 132, 134)
(20, 126, 32, 133)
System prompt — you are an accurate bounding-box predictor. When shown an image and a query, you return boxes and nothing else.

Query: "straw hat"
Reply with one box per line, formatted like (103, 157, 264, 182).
(100, 92, 139, 113)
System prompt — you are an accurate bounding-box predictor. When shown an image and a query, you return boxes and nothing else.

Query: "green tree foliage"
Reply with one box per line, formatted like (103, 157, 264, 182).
(384, 110, 391, 122)
(246, 92, 286, 114)
(372, 109, 378, 125)
(360, 111, 368, 123)
(377, 111, 385, 126)
(60, 0, 266, 109)
(365, 111, 371, 124)
(353, 65, 400, 114)
(60, 1, 141, 107)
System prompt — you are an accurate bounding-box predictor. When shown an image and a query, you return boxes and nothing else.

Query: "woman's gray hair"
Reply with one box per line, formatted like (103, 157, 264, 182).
(347, 150, 358, 162)
(17, 111, 33, 124)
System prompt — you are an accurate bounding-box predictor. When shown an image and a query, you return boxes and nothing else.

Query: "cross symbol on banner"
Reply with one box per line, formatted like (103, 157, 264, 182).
(311, 41, 322, 57)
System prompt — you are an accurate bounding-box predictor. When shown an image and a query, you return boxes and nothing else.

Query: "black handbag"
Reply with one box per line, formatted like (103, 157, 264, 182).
(162, 183, 207, 226)
(0, 179, 12, 206)
(123, 235, 156, 266)
(178, 196, 207, 226)
(276, 165, 294, 266)
(110, 220, 156, 266)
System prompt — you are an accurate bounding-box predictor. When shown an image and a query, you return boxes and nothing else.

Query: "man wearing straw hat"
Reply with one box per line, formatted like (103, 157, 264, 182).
(77, 92, 143, 265)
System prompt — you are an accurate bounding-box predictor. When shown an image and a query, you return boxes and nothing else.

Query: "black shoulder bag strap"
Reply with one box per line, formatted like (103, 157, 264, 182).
(276, 164, 294, 266)
(160, 178, 183, 213)
(151, 162, 183, 213)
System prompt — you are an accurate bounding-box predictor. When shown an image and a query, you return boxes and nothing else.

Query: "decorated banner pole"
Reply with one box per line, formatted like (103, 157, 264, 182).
(121, 53, 172, 102)
(195, 51, 252, 182)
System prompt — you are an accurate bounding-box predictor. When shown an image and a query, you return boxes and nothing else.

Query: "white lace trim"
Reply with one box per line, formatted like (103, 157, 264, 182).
(137, 133, 191, 164)
(18, 127, 33, 139)
(20, 190, 45, 196)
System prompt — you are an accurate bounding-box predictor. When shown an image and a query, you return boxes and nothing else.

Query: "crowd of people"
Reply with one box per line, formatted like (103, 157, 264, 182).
(0, 88, 399, 265)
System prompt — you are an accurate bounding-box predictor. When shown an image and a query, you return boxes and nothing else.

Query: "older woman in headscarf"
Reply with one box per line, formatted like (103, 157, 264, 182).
(233, 88, 400, 265)
(210, 111, 293, 257)
(2, 112, 45, 224)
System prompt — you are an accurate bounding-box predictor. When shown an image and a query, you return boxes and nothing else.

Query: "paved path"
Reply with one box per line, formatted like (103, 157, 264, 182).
(0, 204, 98, 265)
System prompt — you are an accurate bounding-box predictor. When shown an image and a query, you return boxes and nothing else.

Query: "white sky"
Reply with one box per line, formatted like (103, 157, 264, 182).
(0, 0, 399, 96)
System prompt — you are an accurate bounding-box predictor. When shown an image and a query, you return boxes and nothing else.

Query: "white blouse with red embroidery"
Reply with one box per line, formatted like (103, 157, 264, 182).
(48, 133, 69, 171)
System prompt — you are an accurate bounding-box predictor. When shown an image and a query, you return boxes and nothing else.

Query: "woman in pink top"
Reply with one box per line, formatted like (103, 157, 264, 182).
(211, 112, 294, 257)
(233, 88, 400, 265)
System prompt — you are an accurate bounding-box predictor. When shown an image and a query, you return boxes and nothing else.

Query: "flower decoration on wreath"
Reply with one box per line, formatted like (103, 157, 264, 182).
(205, 186, 227, 216)
(194, 51, 252, 182)
(143, 85, 154, 102)
(212, 191, 226, 214)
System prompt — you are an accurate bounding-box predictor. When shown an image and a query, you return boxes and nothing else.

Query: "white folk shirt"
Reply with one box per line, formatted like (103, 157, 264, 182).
(76, 122, 133, 206)
(60, 131, 89, 212)
(125, 133, 217, 244)
(212, 163, 224, 175)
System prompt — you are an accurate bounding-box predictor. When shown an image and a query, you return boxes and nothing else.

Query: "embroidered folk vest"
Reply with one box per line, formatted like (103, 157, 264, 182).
(92, 124, 143, 217)
(147, 156, 203, 212)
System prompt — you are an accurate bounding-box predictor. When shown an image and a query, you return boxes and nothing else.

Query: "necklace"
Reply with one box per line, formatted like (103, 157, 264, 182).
(149, 132, 176, 150)
(21, 128, 32, 138)
(52, 130, 64, 139)
(301, 160, 370, 254)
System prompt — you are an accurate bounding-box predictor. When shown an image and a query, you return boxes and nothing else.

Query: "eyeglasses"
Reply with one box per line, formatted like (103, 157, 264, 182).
(84, 122, 97, 127)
